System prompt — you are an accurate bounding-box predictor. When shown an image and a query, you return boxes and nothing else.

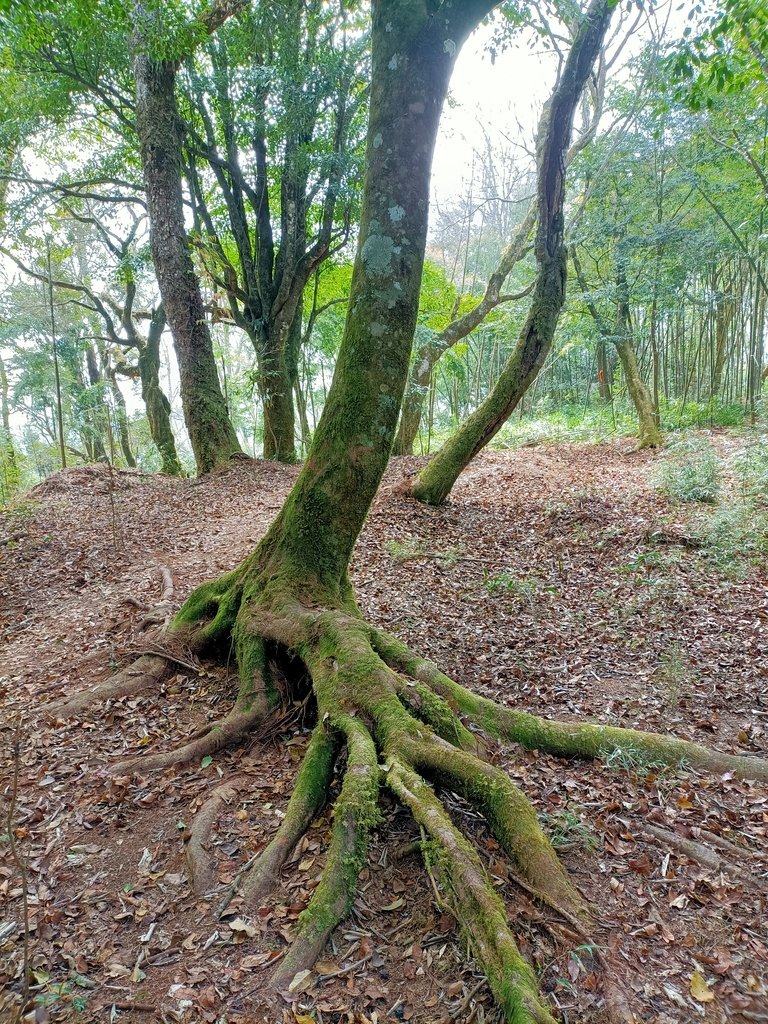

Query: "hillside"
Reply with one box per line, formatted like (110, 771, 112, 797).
(1, 440, 766, 1024)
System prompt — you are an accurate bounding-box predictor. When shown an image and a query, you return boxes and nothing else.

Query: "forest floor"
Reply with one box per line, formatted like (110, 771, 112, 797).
(0, 435, 766, 1024)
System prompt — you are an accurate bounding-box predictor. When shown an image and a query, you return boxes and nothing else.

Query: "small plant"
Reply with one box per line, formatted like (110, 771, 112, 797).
(384, 538, 464, 566)
(694, 501, 768, 572)
(658, 437, 721, 503)
(602, 744, 668, 774)
(656, 644, 691, 706)
(541, 810, 598, 853)
(483, 572, 538, 605)
(733, 431, 768, 504)
(385, 537, 430, 561)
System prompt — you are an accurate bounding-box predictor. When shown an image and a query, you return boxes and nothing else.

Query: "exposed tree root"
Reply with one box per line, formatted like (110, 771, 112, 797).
(112, 643, 269, 773)
(231, 725, 337, 910)
(53, 576, 768, 1021)
(387, 759, 557, 1024)
(45, 565, 178, 718)
(639, 822, 768, 893)
(370, 629, 768, 782)
(46, 653, 168, 719)
(186, 776, 248, 893)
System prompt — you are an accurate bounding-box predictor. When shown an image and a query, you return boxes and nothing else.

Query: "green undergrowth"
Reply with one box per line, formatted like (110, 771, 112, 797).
(540, 809, 598, 854)
(646, 428, 768, 576)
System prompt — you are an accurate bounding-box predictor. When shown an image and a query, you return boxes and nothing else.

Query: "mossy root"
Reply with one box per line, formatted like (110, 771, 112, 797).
(113, 636, 270, 773)
(372, 629, 768, 782)
(228, 725, 338, 911)
(270, 715, 379, 993)
(387, 758, 557, 1024)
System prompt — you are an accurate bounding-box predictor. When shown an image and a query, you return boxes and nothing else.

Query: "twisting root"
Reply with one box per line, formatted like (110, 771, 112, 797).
(410, 732, 587, 925)
(386, 758, 556, 1024)
(186, 777, 247, 893)
(137, 564, 175, 630)
(219, 725, 338, 913)
(45, 565, 180, 718)
(270, 714, 379, 994)
(394, 677, 483, 755)
(112, 637, 270, 773)
(45, 653, 168, 719)
(370, 629, 768, 782)
(639, 822, 768, 893)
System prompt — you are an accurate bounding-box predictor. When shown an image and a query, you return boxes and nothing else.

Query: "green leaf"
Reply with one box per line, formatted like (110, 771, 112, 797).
(200, 755, 213, 769)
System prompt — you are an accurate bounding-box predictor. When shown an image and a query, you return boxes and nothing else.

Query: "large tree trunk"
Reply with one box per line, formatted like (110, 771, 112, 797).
(132, 25, 241, 475)
(409, 1, 613, 506)
(52, 5, 768, 1023)
(137, 307, 184, 476)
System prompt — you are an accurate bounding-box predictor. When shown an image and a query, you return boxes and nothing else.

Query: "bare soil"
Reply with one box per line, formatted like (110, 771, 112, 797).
(0, 439, 766, 1024)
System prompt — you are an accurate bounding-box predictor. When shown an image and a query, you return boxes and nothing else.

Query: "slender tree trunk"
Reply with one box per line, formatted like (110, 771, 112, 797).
(131, 21, 241, 475)
(0, 353, 16, 474)
(260, 307, 301, 462)
(109, 374, 137, 468)
(137, 307, 184, 476)
(84, 345, 110, 463)
(410, 0, 614, 505)
(614, 259, 661, 448)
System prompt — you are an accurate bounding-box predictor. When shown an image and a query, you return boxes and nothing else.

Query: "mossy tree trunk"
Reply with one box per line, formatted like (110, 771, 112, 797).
(409, 0, 613, 505)
(137, 306, 185, 476)
(132, 7, 242, 475)
(53, 4, 768, 1022)
(614, 256, 662, 448)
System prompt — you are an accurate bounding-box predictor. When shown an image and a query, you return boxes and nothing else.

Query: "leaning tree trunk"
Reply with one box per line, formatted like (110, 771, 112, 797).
(49, 4, 768, 1023)
(132, 18, 241, 475)
(409, 1, 613, 506)
(137, 307, 184, 476)
(394, 209, 537, 456)
(614, 261, 662, 449)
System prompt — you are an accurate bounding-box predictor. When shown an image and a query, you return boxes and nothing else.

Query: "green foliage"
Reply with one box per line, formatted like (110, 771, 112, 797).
(694, 499, 768, 572)
(658, 437, 720, 503)
(540, 810, 598, 853)
(602, 743, 668, 774)
(656, 644, 692, 707)
(483, 572, 538, 605)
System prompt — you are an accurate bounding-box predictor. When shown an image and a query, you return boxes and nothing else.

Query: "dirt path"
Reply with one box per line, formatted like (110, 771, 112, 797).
(1, 440, 765, 1024)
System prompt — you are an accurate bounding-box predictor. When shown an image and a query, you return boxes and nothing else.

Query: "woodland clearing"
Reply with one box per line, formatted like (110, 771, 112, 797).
(0, 437, 766, 1024)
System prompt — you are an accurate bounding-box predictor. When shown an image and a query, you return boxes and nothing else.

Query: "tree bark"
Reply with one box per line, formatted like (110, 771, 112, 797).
(56, 8, 768, 1023)
(137, 307, 185, 476)
(131, 13, 241, 475)
(410, 0, 614, 505)
(0, 353, 16, 474)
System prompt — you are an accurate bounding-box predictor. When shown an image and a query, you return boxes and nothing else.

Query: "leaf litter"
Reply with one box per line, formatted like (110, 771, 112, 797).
(0, 439, 765, 1023)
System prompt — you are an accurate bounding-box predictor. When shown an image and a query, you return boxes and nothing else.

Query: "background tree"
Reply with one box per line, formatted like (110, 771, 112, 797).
(182, 0, 367, 461)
